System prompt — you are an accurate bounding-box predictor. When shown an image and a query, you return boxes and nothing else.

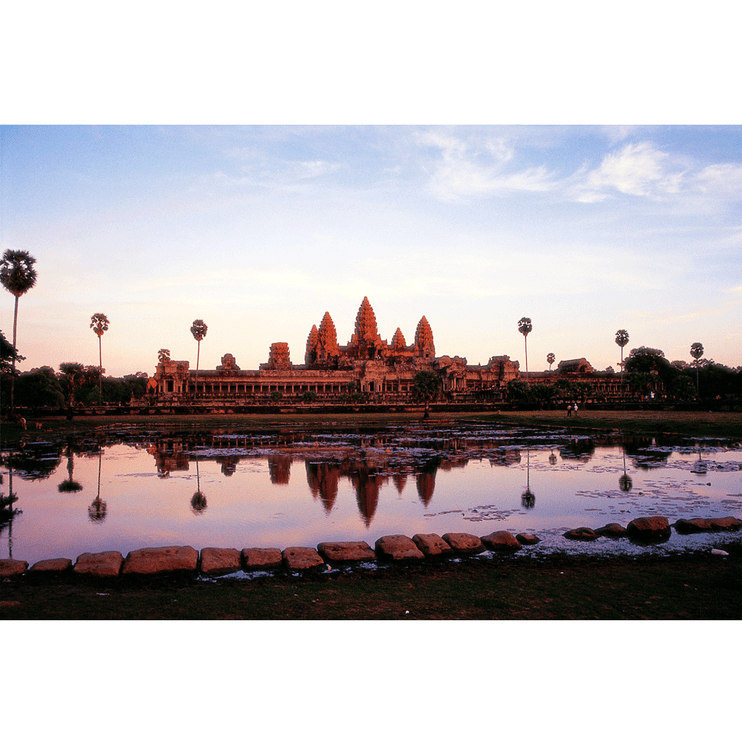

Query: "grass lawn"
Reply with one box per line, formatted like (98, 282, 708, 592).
(7, 408, 742, 439)
(3, 548, 742, 620)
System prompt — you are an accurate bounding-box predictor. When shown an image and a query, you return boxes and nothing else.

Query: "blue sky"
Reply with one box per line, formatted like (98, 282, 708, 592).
(1, 124, 741, 377)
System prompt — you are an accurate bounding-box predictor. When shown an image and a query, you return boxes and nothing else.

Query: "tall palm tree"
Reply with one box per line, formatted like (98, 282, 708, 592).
(615, 329, 629, 382)
(90, 313, 109, 403)
(190, 319, 208, 395)
(518, 317, 532, 373)
(547, 352, 555, 370)
(0, 249, 37, 415)
(690, 342, 704, 396)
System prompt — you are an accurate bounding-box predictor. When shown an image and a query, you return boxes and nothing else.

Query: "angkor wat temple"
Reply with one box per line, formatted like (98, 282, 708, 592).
(151, 296, 625, 407)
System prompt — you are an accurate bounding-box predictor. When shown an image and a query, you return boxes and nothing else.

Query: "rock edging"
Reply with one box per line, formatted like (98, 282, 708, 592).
(1, 515, 739, 580)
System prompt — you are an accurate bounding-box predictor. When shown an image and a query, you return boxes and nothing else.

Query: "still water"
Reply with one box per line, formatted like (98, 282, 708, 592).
(2, 422, 742, 564)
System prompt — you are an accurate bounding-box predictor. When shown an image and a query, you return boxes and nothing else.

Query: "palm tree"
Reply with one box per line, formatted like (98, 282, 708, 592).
(547, 352, 555, 370)
(190, 319, 208, 395)
(0, 249, 37, 415)
(90, 313, 109, 403)
(615, 329, 629, 382)
(690, 342, 704, 396)
(518, 317, 532, 373)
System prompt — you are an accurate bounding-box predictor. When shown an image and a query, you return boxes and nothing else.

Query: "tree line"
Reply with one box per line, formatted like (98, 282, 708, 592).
(2, 249, 741, 414)
(0, 352, 148, 411)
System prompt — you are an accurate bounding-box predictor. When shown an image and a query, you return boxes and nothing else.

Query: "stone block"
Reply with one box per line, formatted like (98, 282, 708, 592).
(563, 527, 599, 541)
(412, 533, 453, 557)
(516, 533, 541, 545)
(242, 547, 283, 570)
(200, 547, 241, 576)
(627, 516, 671, 542)
(674, 518, 713, 534)
(711, 516, 741, 530)
(29, 558, 73, 573)
(73, 551, 124, 577)
(481, 530, 521, 551)
(317, 541, 376, 562)
(442, 532, 485, 554)
(375, 535, 425, 561)
(595, 523, 628, 538)
(122, 545, 198, 575)
(0, 559, 28, 578)
(282, 547, 325, 571)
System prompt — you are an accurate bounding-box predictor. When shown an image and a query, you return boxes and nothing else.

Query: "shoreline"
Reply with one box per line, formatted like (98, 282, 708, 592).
(4, 408, 742, 440)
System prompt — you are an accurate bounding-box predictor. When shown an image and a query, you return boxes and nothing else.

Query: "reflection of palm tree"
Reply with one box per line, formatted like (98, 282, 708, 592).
(521, 448, 535, 508)
(692, 446, 707, 476)
(88, 497, 107, 522)
(0, 464, 20, 558)
(88, 448, 107, 523)
(58, 439, 83, 492)
(619, 449, 633, 492)
(191, 459, 207, 514)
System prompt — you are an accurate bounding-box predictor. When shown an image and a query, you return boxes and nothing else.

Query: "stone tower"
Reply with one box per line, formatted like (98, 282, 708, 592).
(305, 325, 319, 365)
(349, 296, 385, 359)
(317, 312, 340, 360)
(415, 316, 435, 359)
(390, 327, 407, 352)
(267, 342, 291, 369)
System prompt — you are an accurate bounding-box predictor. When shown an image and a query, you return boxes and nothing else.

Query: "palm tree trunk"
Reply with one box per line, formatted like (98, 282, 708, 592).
(524, 337, 528, 373)
(98, 335, 103, 402)
(10, 295, 18, 415)
(195, 340, 200, 396)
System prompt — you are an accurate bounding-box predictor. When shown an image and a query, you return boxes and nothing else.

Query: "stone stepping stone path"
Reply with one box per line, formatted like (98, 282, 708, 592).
(0, 515, 739, 580)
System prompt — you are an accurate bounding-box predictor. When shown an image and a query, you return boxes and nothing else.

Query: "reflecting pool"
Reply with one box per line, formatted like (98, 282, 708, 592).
(2, 422, 742, 564)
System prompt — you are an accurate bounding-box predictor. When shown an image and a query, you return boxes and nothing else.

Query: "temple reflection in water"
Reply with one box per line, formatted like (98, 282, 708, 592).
(4, 423, 739, 566)
(144, 431, 465, 526)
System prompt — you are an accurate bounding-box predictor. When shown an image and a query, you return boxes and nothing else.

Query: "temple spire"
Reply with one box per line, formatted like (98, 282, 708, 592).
(349, 297, 384, 359)
(415, 316, 435, 358)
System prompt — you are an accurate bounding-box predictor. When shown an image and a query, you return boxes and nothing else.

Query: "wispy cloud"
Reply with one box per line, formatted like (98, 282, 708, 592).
(570, 142, 685, 203)
(416, 130, 556, 201)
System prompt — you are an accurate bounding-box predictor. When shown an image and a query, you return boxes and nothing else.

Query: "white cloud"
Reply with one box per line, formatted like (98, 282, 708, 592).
(572, 142, 685, 202)
(416, 130, 555, 201)
(692, 163, 742, 196)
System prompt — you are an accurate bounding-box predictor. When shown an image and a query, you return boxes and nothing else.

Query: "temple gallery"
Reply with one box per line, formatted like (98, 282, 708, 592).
(150, 297, 623, 407)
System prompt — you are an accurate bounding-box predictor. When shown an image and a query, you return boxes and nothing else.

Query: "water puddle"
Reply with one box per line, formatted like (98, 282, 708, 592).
(2, 423, 741, 563)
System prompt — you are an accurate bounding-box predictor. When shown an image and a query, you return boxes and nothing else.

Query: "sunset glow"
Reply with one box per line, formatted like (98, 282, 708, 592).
(2, 125, 741, 379)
